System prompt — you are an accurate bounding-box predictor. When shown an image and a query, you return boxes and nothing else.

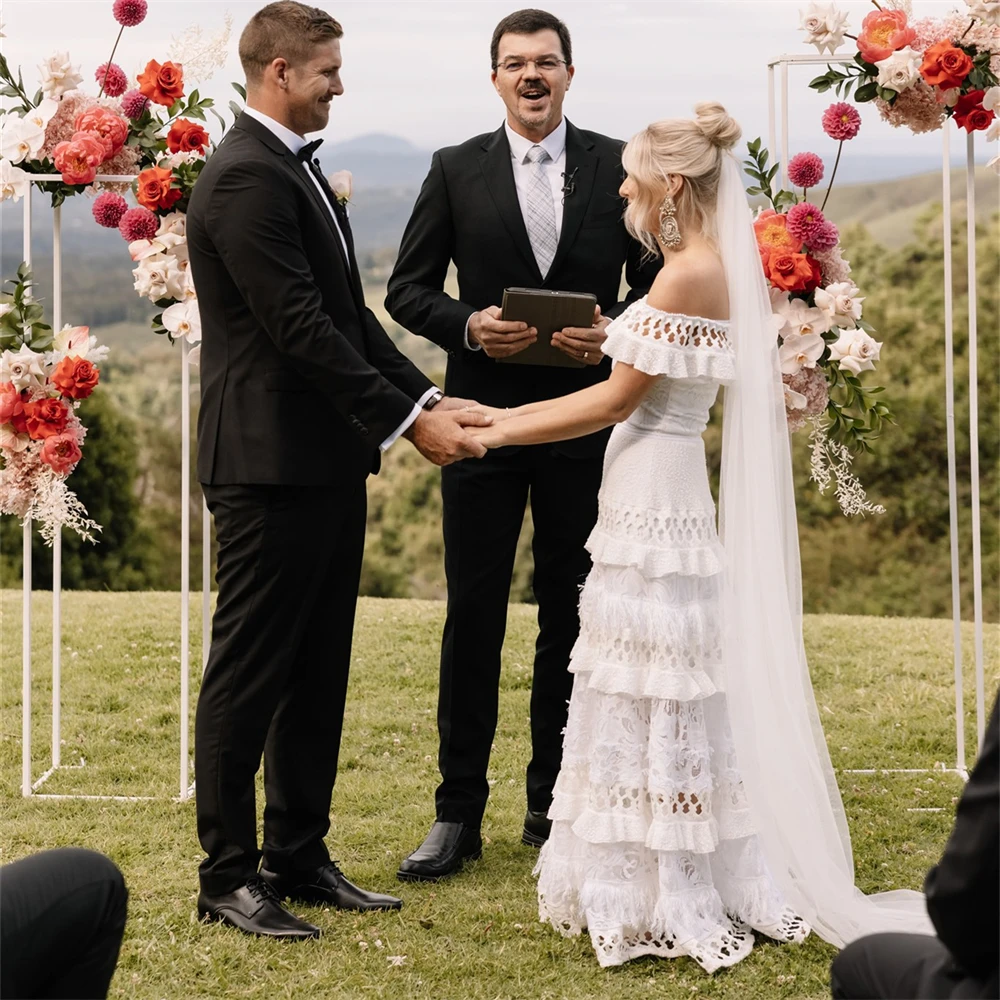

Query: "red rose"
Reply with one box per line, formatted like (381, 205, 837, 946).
(51, 356, 100, 400)
(920, 41, 974, 90)
(40, 432, 83, 475)
(952, 90, 996, 132)
(166, 118, 209, 154)
(0, 382, 25, 426)
(135, 165, 182, 212)
(23, 397, 70, 440)
(136, 59, 184, 107)
(765, 250, 819, 293)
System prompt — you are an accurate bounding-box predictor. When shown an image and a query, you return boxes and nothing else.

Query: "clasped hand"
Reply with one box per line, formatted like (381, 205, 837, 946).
(469, 304, 608, 365)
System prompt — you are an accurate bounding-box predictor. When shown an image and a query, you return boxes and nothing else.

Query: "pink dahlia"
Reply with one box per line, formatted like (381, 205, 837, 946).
(822, 102, 862, 141)
(92, 192, 128, 228)
(788, 152, 824, 190)
(812, 245, 852, 286)
(120, 89, 150, 120)
(118, 206, 158, 242)
(112, 0, 147, 27)
(807, 219, 840, 252)
(95, 62, 128, 98)
(786, 202, 826, 244)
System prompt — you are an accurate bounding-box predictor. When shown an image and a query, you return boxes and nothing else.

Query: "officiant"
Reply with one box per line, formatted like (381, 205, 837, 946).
(385, 8, 659, 881)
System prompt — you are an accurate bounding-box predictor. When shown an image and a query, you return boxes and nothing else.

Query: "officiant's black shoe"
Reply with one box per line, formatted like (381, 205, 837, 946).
(197, 875, 320, 940)
(397, 821, 482, 882)
(259, 861, 402, 912)
(521, 809, 552, 848)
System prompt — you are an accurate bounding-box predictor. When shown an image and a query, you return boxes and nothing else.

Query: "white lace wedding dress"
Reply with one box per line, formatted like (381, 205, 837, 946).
(534, 299, 810, 972)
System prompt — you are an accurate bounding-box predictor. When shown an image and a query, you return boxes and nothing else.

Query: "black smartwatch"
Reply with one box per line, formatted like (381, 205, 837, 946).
(423, 390, 444, 410)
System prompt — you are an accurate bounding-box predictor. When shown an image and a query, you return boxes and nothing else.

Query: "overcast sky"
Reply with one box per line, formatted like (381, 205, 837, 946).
(1, 0, 987, 164)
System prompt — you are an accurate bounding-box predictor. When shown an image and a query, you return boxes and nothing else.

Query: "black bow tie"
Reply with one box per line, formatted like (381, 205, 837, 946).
(297, 138, 323, 162)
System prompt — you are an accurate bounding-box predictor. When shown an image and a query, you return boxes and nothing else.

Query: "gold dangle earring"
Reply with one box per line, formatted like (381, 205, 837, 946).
(657, 192, 682, 250)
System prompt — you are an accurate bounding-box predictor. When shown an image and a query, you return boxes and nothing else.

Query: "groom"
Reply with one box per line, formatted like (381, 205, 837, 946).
(187, 1, 489, 939)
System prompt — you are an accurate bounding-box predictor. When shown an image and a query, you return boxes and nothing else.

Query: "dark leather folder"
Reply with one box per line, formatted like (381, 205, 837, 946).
(498, 287, 597, 368)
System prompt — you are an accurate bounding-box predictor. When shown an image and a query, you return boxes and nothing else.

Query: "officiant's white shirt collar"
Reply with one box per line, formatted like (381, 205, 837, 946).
(504, 117, 566, 164)
(243, 105, 317, 156)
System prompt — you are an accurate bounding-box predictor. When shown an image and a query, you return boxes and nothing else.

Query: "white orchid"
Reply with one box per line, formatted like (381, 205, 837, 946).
(783, 382, 809, 411)
(983, 87, 1000, 115)
(38, 52, 83, 100)
(156, 212, 187, 239)
(52, 324, 92, 358)
(129, 232, 187, 265)
(815, 281, 863, 328)
(799, 2, 849, 54)
(0, 115, 45, 165)
(24, 98, 60, 132)
(965, 0, 1000, 25)
(985, 120, 1000, 143)
(162, 300, 201, 343)
(0, 427, 30, 453)
(828, 329, 882, 375)
(875, 47, 922, 94)
(779, 332, 826, 375)
(987, 152, 1000, 174)
(158, 150, 204, 170)
(0, 345, 47, 390)
(133, 253, 187, 302)
(0, 160, 30, 203)
(774, 297, 831, 339)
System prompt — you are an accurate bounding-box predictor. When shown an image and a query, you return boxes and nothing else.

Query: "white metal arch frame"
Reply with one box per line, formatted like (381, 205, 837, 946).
(768, 54, 987, 777)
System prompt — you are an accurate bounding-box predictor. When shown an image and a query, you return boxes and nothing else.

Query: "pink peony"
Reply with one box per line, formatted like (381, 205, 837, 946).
(74, 106, 128, 162)
(112, 0, 147, 27)
(120, 88, 150, 120)
(52, 131, 106, 185)
(807, 219, 840, 251)
(822, 102, 862, 141)
(118, 206, 159, 242)
(95, 62, 128, 97)
(788, 152, 824, 189)
(92, 192, 128, 228)
(786, 202, 827, 244)
(40, 431, 83, 475)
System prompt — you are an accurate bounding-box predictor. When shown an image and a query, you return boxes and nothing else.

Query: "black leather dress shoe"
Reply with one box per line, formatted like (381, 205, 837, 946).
(197, 875, 320, 939)
(522, 809, 552, 848)
(259, 861, 402, 912)
(397, 821, 482, 882)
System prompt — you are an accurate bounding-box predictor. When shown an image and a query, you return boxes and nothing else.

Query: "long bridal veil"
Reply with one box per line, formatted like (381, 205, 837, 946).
(715, 152, 933, 946)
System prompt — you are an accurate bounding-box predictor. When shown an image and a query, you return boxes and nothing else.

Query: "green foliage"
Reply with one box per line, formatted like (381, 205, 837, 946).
(0, 264, 53, 352)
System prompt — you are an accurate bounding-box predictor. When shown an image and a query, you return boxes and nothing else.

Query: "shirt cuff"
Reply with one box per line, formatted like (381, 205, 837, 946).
(379, 387, 442, 452)
(463, 316, 482, 351)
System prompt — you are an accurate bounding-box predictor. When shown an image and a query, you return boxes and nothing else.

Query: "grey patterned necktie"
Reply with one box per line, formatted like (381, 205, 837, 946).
(523, 144, 558, 277)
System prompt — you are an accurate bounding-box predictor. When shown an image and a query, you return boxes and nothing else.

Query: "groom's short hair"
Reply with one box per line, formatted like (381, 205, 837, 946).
(490, 9, 572, 70)
(239, 1, 343, 84)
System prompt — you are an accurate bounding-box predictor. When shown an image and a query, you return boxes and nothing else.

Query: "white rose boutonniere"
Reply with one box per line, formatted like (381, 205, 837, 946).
(328, 169, 352, 213)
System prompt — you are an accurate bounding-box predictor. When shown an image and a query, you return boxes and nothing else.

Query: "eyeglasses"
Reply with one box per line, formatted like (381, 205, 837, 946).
(496, 57, 567, 75)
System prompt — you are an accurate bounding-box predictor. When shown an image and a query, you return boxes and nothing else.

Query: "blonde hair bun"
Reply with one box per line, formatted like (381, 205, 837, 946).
(693, 101, 741, 150)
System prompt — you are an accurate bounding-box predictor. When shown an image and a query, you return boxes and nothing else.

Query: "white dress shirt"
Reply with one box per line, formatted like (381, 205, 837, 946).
(242, 106, 437, 449)
(463, 117, 568, 351)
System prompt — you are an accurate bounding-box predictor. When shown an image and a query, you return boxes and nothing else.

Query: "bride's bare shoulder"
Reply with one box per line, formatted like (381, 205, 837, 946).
(647, 250, 728, 322)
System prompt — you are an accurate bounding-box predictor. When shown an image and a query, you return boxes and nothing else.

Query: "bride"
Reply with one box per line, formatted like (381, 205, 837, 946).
(468, 103, 932, 972)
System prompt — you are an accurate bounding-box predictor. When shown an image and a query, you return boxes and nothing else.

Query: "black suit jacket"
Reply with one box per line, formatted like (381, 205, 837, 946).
(385, 119, 660, 459)
(188, 112, 434, 486)
(923, 691, 999, 996)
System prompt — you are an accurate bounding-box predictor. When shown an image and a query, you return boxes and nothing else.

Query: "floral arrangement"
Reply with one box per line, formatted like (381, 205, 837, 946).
(803, 0, 1000, 165)
(0, 1, 236, 350)
(0, 265, 107, 542)
(744, 106, 888, 516)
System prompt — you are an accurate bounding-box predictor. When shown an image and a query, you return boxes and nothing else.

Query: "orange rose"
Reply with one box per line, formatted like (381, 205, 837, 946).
(920, 41, 974, 90)
(765, 250, 820, 293)
(754, 210, 803, 254)
(51, 356, 100, 400)
(857, 9, 916, 64)
(23, 397, 70, 440)
(136, 165, 182, 212)
(166, 118, 209, 154)
(137, 59, 185, 107)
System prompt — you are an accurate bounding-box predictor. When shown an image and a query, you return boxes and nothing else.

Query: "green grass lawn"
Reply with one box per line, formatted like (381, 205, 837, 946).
(1, 591, 997, 1000)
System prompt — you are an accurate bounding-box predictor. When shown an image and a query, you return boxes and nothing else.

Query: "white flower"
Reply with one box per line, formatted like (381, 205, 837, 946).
(0, 304, 11, 319)
(38, 52, 83, 100)
(0, 115, 46, 165)
(779, 332, 826, 375)
(166, 13, 234, 85)
(129, 232, 187, 265)
(983, 87, 1000, 115)
(988, 152, 1000, 174)
(828, 329, 882, 375)
(784, 383, 809, 410)
(0, 345, 47, 390)
(0, 160, 30, 203)
(986, 121, 1000, 142)
(156, 212, 187, 239)
(162, 300, 201, 343)
(0, 427, 30, 453)
(965, 0, 1000, 26)
(186, 344, 201, 368)
(875, 47, 922, 94)
(328, 169, 352, 204)
(133, 253, 187, 302)
(814, 281, 864, 328)
(52, 324, 91, 358)
(774, 297, 831, 339)
(799, 2, 850, 54)
(158, 150, 204, 170)
(939, 88, 961, 109)
(24, 99, 60, 132)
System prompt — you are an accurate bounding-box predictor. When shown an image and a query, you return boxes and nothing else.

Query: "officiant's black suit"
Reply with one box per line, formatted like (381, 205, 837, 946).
(386, 120, 659, 830)
(188, 112, 434, 896)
